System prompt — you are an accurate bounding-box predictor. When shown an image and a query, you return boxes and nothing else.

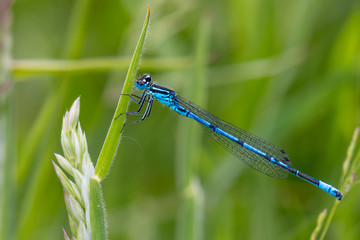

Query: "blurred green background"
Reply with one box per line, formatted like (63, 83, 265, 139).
(1, 0, 360, 239)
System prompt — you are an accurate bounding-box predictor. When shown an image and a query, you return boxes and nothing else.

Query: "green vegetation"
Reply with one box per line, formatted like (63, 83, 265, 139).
(1, 0, 359, 239)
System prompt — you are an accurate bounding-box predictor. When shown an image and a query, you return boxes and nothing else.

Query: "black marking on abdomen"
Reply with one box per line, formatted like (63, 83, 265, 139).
(236, 139, 244, 146)
(264, 154, 272, 161)
(335, 191, 343, 200)
(209, 124, 216, 131)
(281, 164, 297, 175)
(177, 106, 187, 114)
(297, 172, 318, 185)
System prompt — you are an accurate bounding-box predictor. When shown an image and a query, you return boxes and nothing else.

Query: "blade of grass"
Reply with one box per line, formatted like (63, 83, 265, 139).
(94, 6, 150, 180)
(12, 56, 192, 76)
(89, 177, 106, 240)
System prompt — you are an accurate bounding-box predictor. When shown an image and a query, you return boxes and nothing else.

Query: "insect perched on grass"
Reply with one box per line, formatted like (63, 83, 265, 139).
(118, 74, 343, 200)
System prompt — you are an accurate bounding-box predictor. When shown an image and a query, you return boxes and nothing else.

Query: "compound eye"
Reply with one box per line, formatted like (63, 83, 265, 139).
(136, 74, 152, 89)
(144, 74, 152, 83)
(137, 74, 152, 85)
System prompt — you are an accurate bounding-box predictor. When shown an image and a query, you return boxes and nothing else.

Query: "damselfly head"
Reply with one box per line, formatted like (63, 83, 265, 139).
(136, 74, 152, 90)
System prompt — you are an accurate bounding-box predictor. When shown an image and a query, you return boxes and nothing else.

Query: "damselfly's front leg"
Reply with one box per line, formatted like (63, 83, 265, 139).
(115, 91, 148, 119)
(122, 99, 154, 126)
(118, 99, 153, 134)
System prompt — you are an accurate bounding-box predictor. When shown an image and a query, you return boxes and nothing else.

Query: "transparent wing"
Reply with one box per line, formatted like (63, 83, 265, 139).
(177, 96, 291, 178)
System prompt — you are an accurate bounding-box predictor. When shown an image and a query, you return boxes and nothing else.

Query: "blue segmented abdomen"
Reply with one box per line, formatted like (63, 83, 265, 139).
(174, 96, 292, 178)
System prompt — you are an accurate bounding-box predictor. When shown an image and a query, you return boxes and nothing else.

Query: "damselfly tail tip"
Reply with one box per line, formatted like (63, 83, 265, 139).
(335, 191, 343, 201)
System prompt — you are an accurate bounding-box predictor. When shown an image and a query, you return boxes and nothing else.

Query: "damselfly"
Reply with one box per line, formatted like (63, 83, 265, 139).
(119, 74, 343, 200)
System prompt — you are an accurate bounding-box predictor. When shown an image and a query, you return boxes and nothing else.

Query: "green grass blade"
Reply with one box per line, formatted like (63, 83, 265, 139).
(95, 6, 151, 180)
(89, 178, 106, 240)
(12, 56, 192, 76)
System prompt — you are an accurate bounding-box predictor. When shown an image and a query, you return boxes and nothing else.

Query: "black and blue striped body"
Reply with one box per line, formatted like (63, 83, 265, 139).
(127, 74, 343, 200)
